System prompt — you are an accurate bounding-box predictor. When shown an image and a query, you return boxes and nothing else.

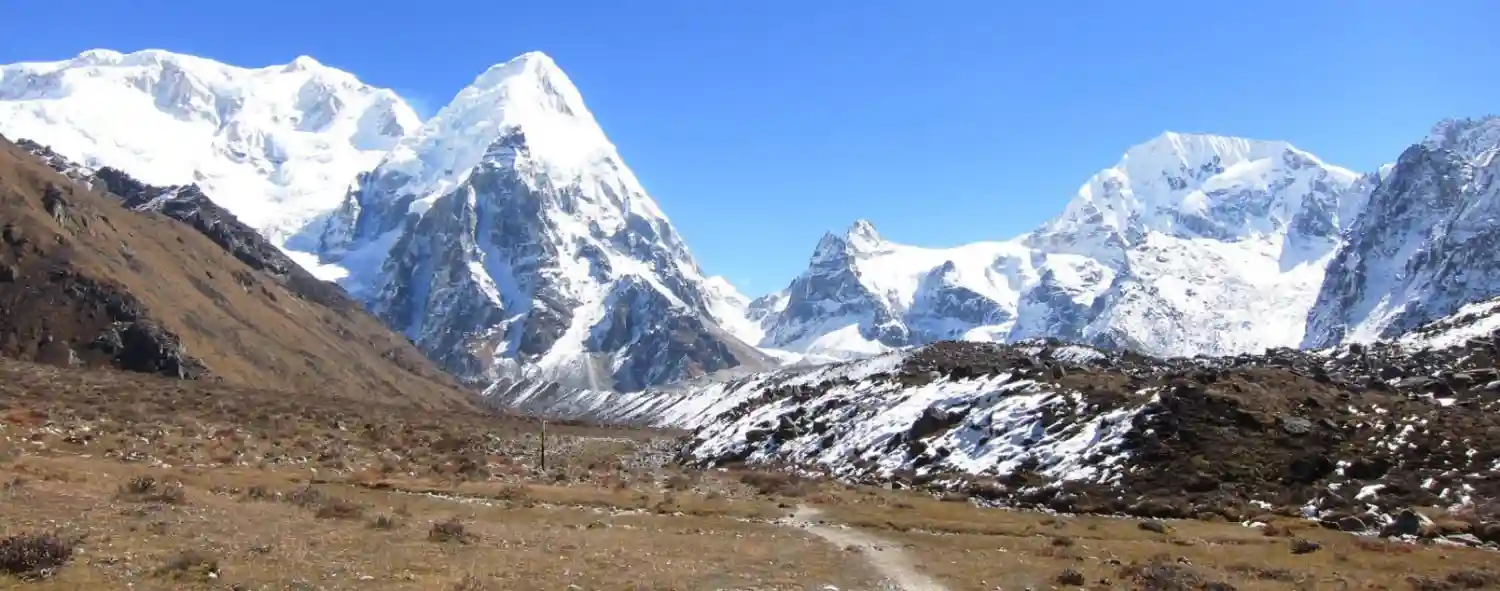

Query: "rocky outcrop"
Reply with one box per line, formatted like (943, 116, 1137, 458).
(1306, 116, 1500, 346)
(0, 135, 479, 409)
(18, 139, 359, 314)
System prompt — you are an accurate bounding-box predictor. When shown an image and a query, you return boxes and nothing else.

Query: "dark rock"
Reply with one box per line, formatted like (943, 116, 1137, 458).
(1474, 522, 1500, 544)
(1394, 376, 1437, 390)
(1138, 520, 1168, 534)
(1290, 538, 1321, 554)
(1381, 508, 1425, 538)
(907, 406, 964, 441)
(1279, 416, 1313, 436)
(0, 263, 14, 283)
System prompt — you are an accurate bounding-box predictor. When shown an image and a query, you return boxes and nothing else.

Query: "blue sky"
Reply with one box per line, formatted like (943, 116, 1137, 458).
(4, 1, 1497, 296)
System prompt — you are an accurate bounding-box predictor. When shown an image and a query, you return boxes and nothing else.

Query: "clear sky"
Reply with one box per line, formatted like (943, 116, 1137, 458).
(3, 1, 1497, 296)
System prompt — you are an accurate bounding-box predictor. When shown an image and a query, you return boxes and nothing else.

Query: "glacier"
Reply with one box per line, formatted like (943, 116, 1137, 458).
(0, 49, 418, 248)
(747, 132, 1364, 360)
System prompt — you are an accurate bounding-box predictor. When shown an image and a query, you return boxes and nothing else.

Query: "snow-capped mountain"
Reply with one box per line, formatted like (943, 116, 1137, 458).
(749, 132, 1362, 359)
(1305, 116, 1500, 347)
(315, 52, 770, 391)
(0, 49, 418, 249)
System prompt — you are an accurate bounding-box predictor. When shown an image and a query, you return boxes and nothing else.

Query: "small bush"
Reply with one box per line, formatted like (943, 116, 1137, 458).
(1121, 559, 1234, 591)
(1056, 567, 1086, 586)
(0, 532, 74, 580)
(1290, 538, 1321, 554)
(1447, 569, 1500, 589)
(495, 483, 530, 501)
(154, 549, 218, 581)
(369, 514, 401, 530)
(451, 573, 489, 591)
(429, 518, 474, 544)
(1051, 535, 1076, 547)
(314, 497, 365, 520)
(116, 476, 187, 504)
(1138, 520, 1168, 534)
(664, 473, 697, 491)
(284, 485, 331, 509)
(1228, 564, 1298, 582)
(240, 485, 276, 502)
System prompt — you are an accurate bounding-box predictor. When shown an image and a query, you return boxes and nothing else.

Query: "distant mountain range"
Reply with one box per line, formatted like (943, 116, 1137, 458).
(4, 48, 1499, 397)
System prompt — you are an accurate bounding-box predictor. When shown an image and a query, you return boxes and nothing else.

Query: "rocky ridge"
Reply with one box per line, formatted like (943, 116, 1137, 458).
(748, 132, 1364, 361)
(0, 134, 478, 410)
(1306, 116, 1500, 346)
(498, 303, 1500, 544)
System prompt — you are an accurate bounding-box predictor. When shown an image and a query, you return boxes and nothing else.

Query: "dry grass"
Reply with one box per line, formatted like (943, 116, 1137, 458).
(0, 454, 880, 590)
(0, 137, 478, 410)
(786, 484, 1500, 590)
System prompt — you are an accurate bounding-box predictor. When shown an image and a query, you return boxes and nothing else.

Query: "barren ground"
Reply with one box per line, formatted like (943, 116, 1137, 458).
(2, 360, 1497, 590)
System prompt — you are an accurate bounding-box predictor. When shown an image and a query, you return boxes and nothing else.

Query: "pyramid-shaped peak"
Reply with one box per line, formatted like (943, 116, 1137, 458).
(283, 55, 323, 72)
(472, 51, 568, 88)
(846, 219, 882, 244)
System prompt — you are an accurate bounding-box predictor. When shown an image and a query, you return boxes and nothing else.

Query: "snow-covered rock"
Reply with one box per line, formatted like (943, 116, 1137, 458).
(316, 52, 770, 390)
(0, 49, 418, 247)
(1305, 116, 1500, 347)
(753, 132, 1362, 359)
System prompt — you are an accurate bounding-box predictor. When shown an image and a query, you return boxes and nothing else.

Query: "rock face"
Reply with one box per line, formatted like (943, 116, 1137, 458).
(314, 52, 770, 391)
(497, 328, 1500, 525)
(0, 49, 417, 246)
(749, 133, 1362, 360)
(18, 139, 358, 312)
(1305, 116, 1500, 347)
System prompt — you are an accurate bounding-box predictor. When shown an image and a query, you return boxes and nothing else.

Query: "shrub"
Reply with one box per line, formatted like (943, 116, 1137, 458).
(369, 514, 401, 530)
(1056, 567, 1086, 586)
(116, 476, 187, 504)
(314, 497, 365, 520)
(0, 532, 74, 580)
(154, 549, 218, 581)
(451, 573, 489, 591)
(1446, 569, 1500, 589)
(1290, 538, 1321, 554)
(429, 518, 474, 544)
(240, 485, 276, 502)
(284, 485, 328, 508)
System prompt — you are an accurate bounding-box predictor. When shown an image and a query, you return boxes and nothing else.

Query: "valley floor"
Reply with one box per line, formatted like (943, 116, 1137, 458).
(2, 361, 1496, 590)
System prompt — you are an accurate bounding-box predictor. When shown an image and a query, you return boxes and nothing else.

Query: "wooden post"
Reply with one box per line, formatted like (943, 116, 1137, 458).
(539, 420, 547, 471)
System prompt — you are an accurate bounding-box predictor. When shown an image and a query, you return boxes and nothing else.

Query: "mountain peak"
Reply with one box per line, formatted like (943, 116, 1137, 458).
(1424, 116, 1500, 159)
(845, 219, 883, 248)
(74, 48, 124, 64)
(373, 50, 623, 216)
(472, 50, 565, 89)
(283, 55, 323, 72)
(1121, 131, 1295, 170)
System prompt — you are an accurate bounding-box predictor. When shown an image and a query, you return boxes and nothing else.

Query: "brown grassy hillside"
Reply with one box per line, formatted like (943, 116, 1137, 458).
(0, 137, 477, 411)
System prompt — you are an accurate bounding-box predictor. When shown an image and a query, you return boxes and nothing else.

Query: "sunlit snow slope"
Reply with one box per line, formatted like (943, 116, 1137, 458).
(748, 133, 1362, 360)
(0, 49, 418, 251)
(316, 52, 770, 390)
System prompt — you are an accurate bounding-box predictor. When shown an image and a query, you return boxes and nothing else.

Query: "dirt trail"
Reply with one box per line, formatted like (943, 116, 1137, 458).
(778, 505, 950, 591)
